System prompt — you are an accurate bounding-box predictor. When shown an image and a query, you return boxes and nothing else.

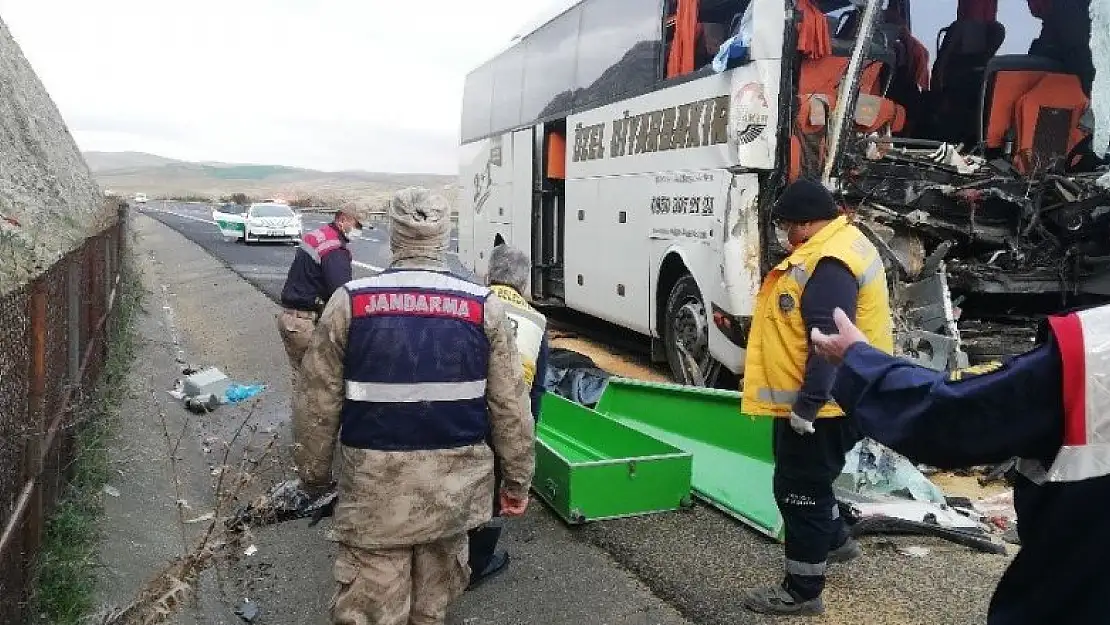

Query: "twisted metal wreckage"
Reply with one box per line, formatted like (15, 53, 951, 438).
(810, 0, 1110, 370)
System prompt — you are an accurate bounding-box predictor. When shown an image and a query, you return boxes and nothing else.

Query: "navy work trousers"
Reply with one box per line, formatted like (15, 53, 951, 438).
(772, 417, 860, 600)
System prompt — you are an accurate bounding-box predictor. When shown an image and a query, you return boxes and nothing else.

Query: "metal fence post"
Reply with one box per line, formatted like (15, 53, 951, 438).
(67, 258, 80, 386)
(23, 280, 47, 564)
(103, 236, 112, 344)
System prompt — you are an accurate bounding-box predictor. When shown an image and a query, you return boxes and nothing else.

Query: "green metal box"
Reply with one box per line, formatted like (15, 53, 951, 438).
(595, 378, 783, 541)
(534, 393, 694, 524)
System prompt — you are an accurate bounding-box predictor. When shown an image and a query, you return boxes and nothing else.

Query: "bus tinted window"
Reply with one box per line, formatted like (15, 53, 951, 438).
(520, 6, 582, 123)
(491, 47, 526, 133)
(909, 0, 1041, 61)
(461, 64, 494, 142)
(574, 0, 661, 108)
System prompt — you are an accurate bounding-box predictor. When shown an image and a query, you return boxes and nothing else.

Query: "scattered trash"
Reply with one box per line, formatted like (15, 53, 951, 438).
(975, 490, 1018, 525)
(167, 378, 186, 400)
(850, 501, 982, 531)
(185, 512, 216, 524)
(897, 545, 931, 558)
(243, 545, 258, 557)
(977, 459, 1017, 486)
(185, 393, 219, 414)
(839, 439, 947, 505)
(234, 598, 259, 623)
(1002, 526, 1021, 546)
(226, 383, 265, 404)
(176, 499, 192, 510)
(226, 479, 339, 531)
(543, 349, 611, 407)
(183, 366, 231, 398)
(846, 506, 1006, 555)
(103, 485, 120, 498)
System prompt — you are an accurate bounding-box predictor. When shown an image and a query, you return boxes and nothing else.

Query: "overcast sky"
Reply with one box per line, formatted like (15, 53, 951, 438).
(0, 0, 562, 174)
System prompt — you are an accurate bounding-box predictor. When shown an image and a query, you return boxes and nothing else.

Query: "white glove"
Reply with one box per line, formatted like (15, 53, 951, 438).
(789, 412, 816, 435)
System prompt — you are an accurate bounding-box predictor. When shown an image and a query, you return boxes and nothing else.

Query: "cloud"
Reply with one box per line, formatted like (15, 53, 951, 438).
(0, 0, 557, 173)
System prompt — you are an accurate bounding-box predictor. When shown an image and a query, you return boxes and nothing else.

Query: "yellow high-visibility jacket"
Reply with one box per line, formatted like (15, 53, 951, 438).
(742, 216, 894, 418)
(489, 284, 547, 386)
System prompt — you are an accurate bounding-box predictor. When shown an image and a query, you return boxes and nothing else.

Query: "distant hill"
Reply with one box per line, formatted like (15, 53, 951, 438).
(84, 151, 459, 210)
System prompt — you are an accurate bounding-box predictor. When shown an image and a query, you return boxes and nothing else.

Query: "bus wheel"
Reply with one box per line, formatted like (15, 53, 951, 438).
(663, 274, 721, 387)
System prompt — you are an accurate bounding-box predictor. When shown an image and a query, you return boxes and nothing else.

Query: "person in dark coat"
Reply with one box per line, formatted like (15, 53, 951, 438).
(810, 306, 1110, 625)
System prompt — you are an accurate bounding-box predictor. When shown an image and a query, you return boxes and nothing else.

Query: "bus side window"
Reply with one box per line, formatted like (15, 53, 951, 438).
(665, 0, 750, 79)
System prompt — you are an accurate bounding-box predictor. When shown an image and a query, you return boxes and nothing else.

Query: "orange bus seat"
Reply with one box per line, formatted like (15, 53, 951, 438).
(789, 57, 902, 182)
(547, 131, 566, 180)
(1012, 73, 1089, 176)
(983, 70, 1049, 149)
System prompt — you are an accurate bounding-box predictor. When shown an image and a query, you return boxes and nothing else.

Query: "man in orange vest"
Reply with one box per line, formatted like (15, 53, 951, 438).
(741, 179, 894, 616)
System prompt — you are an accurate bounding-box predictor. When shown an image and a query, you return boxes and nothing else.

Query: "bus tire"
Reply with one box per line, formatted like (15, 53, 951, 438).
(662, 273, 721, 387)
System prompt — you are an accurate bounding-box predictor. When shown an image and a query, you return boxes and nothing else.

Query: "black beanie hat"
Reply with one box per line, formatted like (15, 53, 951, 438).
(772, 178, 839, 223)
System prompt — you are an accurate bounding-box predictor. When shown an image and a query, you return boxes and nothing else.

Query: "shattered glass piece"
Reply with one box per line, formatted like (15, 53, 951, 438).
(1092, 0, 1110, 156)
(838, 439, 947, 505)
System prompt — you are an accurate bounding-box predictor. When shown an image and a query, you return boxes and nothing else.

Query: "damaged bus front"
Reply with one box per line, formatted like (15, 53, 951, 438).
(810, 0, 1110, 366)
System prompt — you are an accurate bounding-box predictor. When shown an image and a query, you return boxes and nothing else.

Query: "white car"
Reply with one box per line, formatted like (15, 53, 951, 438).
(214, 202, 302, 244)
(134, 193, 148, 204)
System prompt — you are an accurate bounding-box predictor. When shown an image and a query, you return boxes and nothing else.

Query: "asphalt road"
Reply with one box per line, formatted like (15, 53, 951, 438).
(140, 200, 464, 302)
(137, 200, 1006, 625)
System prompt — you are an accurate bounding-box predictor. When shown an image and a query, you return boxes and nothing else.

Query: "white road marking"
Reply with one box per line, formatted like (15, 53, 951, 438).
(352, 261, 384, 272)
(148, 207, 217, 225)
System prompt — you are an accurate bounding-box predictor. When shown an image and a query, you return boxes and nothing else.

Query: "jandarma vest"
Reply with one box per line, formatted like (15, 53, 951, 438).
(300, 223, 345, 265)
(489, 284, 546, 386)
(1017, 304, 1110, 483)
(340, 269, 491, 451)
(742, 216, 895, 418)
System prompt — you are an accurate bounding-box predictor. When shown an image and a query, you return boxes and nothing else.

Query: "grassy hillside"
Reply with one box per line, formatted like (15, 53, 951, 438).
(84, 151, 459, 210)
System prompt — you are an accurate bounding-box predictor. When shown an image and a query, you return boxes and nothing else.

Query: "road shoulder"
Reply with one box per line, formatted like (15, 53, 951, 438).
(99, 214, 693, 625)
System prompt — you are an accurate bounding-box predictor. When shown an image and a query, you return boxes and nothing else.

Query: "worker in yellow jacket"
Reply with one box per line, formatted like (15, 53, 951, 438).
(740, 178, 894, 617)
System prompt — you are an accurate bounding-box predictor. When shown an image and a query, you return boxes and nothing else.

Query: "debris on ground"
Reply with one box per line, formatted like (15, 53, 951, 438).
(234, 598, 259, 623)
(226, 383, 265, 404)
(185, 512, 216, 524)
(103, 485, 121, 498)
(543, 348, 612, 406)
(183, 366, 231, 398)
(169, 365, 265, 412)
(897, 545, 931, 558)
(226, 479, 338, 531)
(839, 439, 947, 504)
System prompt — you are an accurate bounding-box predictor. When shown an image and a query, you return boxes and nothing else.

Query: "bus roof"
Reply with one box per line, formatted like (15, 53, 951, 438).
(513, 0, 584, 41)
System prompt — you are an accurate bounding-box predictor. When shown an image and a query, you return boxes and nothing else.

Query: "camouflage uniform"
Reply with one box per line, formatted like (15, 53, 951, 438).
(276, 309, 316, 389)
(293, 256, 535, 625)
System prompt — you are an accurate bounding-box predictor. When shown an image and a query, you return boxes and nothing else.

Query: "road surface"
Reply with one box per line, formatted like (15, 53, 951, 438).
(133, 201, 1006, 625)
(141, 201, 463, 301)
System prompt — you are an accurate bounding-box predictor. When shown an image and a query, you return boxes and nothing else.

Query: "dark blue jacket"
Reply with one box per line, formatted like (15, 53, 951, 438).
(832, 337, 1108, 625)
(280, 222, 352, 312)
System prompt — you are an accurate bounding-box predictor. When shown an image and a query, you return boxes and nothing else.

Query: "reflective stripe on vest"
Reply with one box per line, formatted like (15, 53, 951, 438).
(489, 284, 546, 386)
(340, 269, 491, 451)
(1021, 305, 1110, 483)
(741, 216, 895, 418)
(299, 224, 344, 265)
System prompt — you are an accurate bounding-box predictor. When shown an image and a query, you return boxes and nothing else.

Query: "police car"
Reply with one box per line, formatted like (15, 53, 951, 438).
(213, 201, 303, 244)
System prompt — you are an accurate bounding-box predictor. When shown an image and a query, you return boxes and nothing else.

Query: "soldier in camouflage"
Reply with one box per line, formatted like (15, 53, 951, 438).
(293, 187, 535, 625)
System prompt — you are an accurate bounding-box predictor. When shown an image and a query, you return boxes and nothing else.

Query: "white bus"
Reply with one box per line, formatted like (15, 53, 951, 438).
(457, 0, 1109, 385)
